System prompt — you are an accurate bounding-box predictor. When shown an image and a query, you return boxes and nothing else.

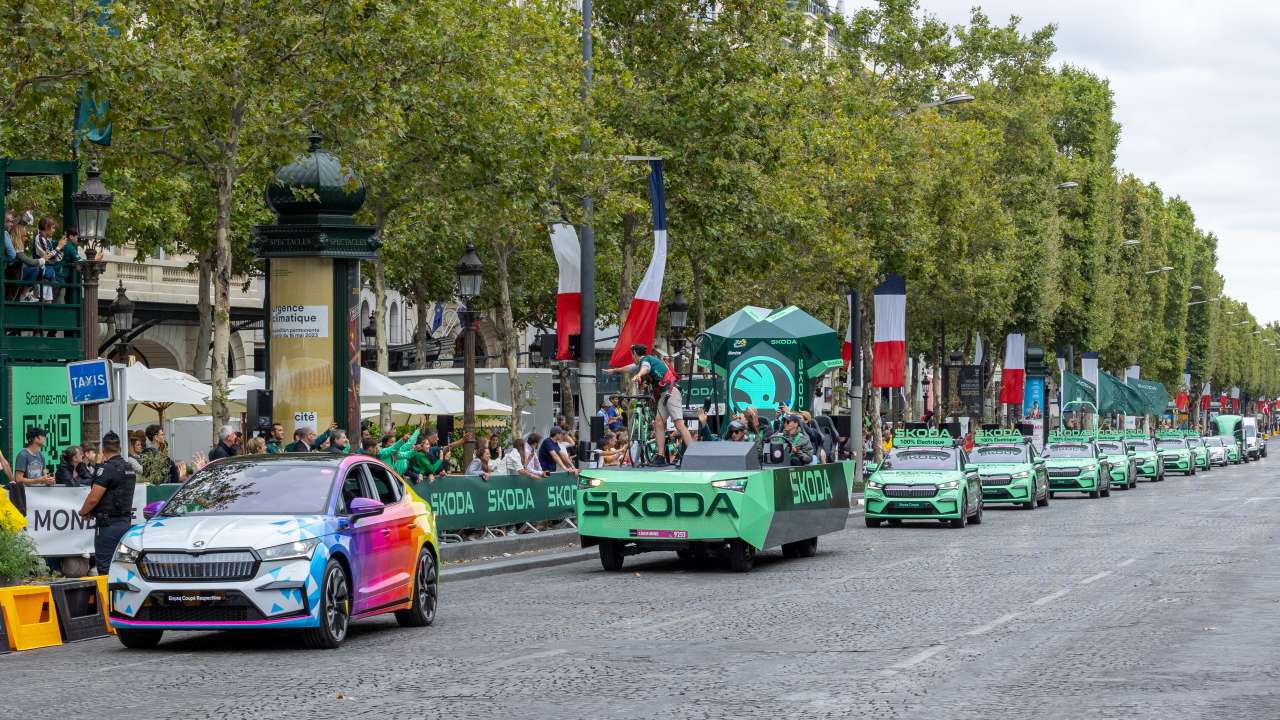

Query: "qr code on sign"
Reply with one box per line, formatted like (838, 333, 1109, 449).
(22, 412, 74, 465)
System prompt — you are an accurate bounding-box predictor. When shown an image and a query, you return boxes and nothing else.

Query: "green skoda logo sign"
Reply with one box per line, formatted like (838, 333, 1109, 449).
(728, 353, 796, 413)
(581, 491, 739, 518)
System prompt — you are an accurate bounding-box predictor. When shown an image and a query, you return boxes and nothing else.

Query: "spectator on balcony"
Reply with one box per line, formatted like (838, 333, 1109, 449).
(3, 211, 41, 280)
(21, 215, 61, 302)
(52, 228, 82, 302)
(143, 424, 181, 483)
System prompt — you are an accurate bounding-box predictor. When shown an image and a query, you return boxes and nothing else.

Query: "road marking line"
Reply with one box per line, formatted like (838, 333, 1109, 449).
(1117, 557, 1138, 568)
(963, 612, 1022, 636)
(1032, 588, 1070, 606)
(489, 649, 566, 669)
(1080, 570, 1113, 585)
(885, 645, 947, 673)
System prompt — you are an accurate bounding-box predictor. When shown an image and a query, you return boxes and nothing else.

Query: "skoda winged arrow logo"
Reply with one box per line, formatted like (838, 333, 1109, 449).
(192, 540, 205, 548)
(728, 354, 796, 413)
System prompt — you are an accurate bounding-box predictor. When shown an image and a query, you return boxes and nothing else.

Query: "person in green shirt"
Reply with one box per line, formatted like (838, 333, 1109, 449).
(265, 423, 285, 454)
(381, 428, 419, 477)
(406, 428, 467, 483)
(604, 343, 695, 466)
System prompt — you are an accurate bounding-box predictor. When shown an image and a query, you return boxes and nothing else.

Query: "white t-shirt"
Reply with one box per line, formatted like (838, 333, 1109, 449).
(500, 447, 524, 476)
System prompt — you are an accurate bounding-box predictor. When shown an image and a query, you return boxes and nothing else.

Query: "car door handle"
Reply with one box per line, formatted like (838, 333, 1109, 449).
(381, 528, 392, 536)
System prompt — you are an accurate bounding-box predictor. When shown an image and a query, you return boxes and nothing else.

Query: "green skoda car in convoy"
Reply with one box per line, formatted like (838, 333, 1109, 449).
(1155, 432, 1196, 476)
(970, 430, 1049, 509)
(1185, 432, 1211, 472)
(576, 442, 854, 573)
(1095, 432, 1137, 490)
(1218, 435, 1242, 464)
(1044, 431, 1112, 499)
(1124, 433, 1164, 481)
(864, 429, 983, 529)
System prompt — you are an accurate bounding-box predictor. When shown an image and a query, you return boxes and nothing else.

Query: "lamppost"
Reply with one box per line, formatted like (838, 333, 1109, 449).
(667, 288, 688, 374)
(107, 280, 134, 358)
(455, 243, 483, 469)
(73, 162, 113, 444)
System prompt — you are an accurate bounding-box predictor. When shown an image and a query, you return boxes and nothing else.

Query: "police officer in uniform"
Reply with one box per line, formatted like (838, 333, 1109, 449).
(78, 432, 137, 575)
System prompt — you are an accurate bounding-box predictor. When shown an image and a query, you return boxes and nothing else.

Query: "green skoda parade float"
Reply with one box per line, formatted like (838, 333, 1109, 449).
(576, 447, 854, 572)
(1044, 430, 1112, 499)
(1095, 432, 1138, 490)
(1124, 431, 1165, 481)
(970, 429, 1050, 509)
(577, 304, 852, 572)
(1155, 431, 1196, 476)
(864, 429, 984, 528)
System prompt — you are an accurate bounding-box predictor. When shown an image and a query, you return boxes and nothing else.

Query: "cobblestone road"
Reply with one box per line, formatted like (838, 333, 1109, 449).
(5, 450, 1280, 719)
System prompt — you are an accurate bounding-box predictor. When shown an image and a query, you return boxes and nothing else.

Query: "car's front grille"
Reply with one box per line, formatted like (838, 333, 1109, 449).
(983, 488, 1013, 498)
(139, 551, 257, 582)
(122, 590, 280, 623)
(1050, 477, 1080, 487)
(1162, 454, 1180, 461)
(981, 475, 1012, 486)
(1047, 469, 1078, 478)
(883, 484, 937, 498)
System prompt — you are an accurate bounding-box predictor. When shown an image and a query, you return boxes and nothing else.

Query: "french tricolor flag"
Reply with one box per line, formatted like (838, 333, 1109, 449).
(871, 275, 906, 388)
(549, 222, 581, 360)
(610, 159, 668, 367)
(999, 333, 1026, 405)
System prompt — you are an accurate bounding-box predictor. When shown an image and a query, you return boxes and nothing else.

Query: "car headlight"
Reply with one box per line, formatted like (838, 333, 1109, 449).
(866, 479, 883, 490)
(1080, 463, 1097, 472)
(937, 480, 960, 490)
(1010, 471, 1030, 479)
(113, 543, 142, 564)
(258, 537, 321, 562)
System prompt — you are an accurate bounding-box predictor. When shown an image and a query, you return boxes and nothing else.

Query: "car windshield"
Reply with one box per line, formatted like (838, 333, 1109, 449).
(1126, 440, 1152, 451)
(1187, 438, 1202, 448)
(1218, 436, 1236, 446)
(161, 461, 336, 516)
(1204, 437, 1223, 447)
(884, 449, 957, 471)
(972, 445, 1028, 464)
(1096, 442, 1124, 453)
(1045, 443, 1093, 458)
(1156, 439, 1185, 450)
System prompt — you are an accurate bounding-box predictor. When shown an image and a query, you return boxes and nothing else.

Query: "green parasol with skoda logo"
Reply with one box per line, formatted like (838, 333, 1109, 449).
(696, 305, 844, 414)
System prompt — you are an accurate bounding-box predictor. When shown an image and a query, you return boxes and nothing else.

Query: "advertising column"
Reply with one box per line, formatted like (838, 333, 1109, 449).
(270, 259, 336, 438)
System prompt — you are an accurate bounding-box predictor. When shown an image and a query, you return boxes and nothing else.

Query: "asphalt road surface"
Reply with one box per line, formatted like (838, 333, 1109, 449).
(6, 449, 1280, 719)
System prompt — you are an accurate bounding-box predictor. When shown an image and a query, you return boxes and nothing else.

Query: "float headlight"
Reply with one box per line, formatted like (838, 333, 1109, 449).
(113, 543, 142, 564)
(578, 476, 604, 489)
(1010, 471, 1030, 479)
(937, 480, 960, 490)
(710, 478, 748, 492)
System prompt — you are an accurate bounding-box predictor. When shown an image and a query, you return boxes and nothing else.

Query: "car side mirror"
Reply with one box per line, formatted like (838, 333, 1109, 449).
(963, 464, 977, 473)
(1127, 450, 1135, 456)
(349, 497, 385, 518)
(143, 500, 165, 520)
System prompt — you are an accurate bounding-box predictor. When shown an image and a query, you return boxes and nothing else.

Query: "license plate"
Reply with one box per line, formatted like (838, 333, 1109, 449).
(893, 502, 926, 508)
(164, 592, 226, 604)
(629, 529, 688, 539)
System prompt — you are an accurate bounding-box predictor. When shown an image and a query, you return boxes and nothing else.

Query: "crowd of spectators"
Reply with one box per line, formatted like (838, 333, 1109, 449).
(3, 208, 83, 303)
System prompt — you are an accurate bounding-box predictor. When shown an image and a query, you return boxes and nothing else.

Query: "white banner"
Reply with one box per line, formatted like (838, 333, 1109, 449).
(21, 486, 148, 557)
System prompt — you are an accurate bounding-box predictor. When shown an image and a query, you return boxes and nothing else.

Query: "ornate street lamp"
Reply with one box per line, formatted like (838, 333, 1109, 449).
(455, 244, 483, 469)
(109, 280, 134, 332)
(74, 163, 114, 445)
(362, 312, 377, 351)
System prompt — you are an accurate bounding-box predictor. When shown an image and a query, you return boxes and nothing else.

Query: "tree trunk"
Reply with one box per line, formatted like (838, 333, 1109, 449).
(373, 206, 390, 433)
(194, 245, 213, 381)
(414, 282, 429, 370)
(210, 167, 234, 445)
(494, 240, 523, 457)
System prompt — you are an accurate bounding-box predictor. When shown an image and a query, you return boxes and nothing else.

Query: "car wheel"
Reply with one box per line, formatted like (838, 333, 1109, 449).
(887, 519, 903, 526)
(599, 540, 625, 572)
(1049, 492, 1057, 499)
(950, 497, 968, 529)
(116, 627, 163, 650)
(1089, 489, 1100, 499)
(727, 540, 755, 572)
(302, 559, 351, 650)
(395, 546, 438, 628)
(1038, 488, 1050, 507)
(864, 517, 882, 528)
(1023, 495, 1036, 510)
(970, 498, 983, 524)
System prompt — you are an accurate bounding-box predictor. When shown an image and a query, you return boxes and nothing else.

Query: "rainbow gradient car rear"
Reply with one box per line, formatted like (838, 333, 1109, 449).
(108, 454, 439, 649)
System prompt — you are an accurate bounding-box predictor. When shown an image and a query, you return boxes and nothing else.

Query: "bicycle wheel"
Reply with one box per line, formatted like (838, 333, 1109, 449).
(629, 404, 652, 466)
